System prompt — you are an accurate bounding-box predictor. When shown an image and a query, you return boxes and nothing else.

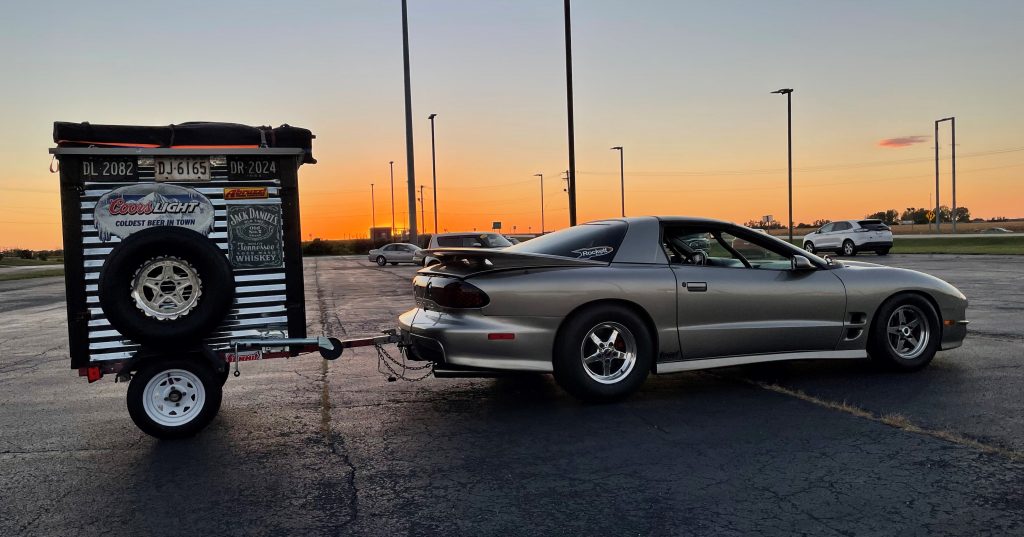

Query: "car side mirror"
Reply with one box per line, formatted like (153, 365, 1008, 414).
(791, 255, 815, 271)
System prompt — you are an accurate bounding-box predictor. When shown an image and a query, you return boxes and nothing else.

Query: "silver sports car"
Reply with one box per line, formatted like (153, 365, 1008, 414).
(399, 217, 968, 401)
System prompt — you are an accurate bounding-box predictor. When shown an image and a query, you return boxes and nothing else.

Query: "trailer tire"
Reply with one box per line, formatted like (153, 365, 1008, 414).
(127, 357, 223, 439)
(98, 227, 234, 346)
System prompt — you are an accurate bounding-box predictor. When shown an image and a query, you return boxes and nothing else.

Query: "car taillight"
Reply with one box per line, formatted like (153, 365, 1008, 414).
(430, 281, 490, 308)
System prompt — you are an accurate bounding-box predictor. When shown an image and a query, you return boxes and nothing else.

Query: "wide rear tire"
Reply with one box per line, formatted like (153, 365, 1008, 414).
(553, 305, 653, 402)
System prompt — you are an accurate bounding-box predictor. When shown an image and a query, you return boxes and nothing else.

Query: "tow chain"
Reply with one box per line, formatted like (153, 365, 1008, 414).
(376, 343, 433, 382)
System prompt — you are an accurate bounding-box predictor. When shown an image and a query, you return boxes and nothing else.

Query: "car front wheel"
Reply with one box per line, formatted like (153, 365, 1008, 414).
(867, 294, 940, 371)
(376, 256, 387, 266)
(803, 242, 815, 254)
(553, 305, 653, 402)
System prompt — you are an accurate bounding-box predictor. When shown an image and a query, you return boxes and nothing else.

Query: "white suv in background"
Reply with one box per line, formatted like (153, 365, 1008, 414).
(413, 232, 513, 266)
(802, 219, 893, 256)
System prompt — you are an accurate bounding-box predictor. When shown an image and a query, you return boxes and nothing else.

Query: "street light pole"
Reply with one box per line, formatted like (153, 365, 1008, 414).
(400, 0, 418, 242)
(611, 146, 624, 217)
(935, 116, 956, 234)
(370, 183, 376, 245)
(428, 113, 438, 234)
(772, 88, 794, 242)
(563, 0, 577, 226)
(419, 184, 425, 233)
(534, 173, 545, 233)
(389, 160, 395, 239)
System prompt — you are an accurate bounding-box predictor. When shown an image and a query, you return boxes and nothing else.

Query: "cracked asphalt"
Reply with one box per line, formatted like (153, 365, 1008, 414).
(1, 254, 1022, 536)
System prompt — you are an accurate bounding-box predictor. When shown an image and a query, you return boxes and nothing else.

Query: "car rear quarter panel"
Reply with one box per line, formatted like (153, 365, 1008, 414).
(471, 264, 680, 361)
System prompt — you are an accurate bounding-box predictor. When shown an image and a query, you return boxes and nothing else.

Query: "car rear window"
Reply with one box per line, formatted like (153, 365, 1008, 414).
(505, 221, 628, 262)
(857, 220, 891, 231)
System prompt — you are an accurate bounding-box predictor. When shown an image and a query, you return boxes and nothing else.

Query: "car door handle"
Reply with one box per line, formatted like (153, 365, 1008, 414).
(683, 282, 707, 292)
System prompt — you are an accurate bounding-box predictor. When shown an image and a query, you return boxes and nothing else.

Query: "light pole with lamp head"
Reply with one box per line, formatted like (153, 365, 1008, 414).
(428, 113, 438, 233)
(771, 88, 794, 242)
(389, 160, 395, 240)
(610, 146, 624, 217)
(534, 173, 545, 233)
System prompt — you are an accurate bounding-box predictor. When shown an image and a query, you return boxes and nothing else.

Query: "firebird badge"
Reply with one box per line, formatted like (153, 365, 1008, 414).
(572, 246, 614, 258)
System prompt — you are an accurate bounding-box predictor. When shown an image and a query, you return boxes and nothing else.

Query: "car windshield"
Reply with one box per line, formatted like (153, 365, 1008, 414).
(505, 221, 628, 262)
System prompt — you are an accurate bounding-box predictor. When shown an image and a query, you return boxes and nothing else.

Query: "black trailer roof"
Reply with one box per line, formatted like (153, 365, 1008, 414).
(52, 121, 316, 163)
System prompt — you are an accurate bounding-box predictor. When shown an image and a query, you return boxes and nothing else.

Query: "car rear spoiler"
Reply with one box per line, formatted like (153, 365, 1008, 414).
(421, 248, 604, 278)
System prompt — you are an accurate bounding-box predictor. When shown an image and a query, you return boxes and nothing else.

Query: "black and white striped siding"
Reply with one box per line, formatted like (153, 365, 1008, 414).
(79, 162, 290, 362)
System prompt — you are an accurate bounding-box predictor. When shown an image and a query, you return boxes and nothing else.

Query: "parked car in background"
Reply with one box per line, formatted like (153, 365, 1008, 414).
(414, 232, 512, 266)
(803, 219, 893, 256)
(978, 227, 1012, 234)
(368, 243, 421, 266)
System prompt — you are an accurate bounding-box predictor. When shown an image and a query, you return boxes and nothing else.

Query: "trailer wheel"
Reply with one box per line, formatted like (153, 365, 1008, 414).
(99, 227, 234, 346)
(127, 357, 223, 439)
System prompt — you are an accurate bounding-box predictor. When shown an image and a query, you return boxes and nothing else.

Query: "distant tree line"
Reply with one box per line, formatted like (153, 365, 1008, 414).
(864, 206, 972, 225)
(0, 249, 64, 261)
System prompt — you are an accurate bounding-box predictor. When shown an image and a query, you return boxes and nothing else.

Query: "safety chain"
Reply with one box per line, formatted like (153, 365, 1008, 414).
(376, 343, 433, 382)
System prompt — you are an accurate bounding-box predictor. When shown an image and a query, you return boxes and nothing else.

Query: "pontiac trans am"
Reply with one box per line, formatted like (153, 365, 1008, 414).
(399, 217, 968, 401)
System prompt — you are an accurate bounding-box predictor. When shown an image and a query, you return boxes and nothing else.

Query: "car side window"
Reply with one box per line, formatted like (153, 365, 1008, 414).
(436, 236, 462, 247)
(819, 223, 834, 234)
(833, 222, 851, 232)
(665, 227, 793, 271)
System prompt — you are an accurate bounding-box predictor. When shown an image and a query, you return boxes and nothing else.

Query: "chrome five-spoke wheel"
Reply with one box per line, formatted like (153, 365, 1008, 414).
(580, 322, 638, 384)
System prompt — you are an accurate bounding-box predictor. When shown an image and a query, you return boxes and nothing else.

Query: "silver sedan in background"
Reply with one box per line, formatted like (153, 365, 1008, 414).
(368, 243, 421, 266)
(400, 216, 969, 402)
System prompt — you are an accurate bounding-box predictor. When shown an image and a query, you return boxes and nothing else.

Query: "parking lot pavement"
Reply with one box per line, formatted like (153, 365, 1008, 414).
(1, 254, 1022, 536)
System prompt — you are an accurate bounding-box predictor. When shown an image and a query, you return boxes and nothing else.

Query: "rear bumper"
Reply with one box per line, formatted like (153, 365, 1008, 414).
(854, 240, 893, 250)
(398, 308, 556, 372)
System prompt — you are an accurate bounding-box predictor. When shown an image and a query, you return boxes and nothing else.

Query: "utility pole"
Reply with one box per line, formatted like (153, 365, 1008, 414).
(935, 116, 957, 234)
(401, 0, 418, 241)
(563, 0, 577, 226)
(370, 183, 376, 245)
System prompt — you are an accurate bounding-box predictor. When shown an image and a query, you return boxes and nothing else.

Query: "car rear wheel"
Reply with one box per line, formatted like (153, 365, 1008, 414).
(842, 240, 856, 256)
(376, 256, 387, 266)
(127, 357, 223, 439)
(876, 248, 890, 256)
(868, 294, 939, 371)
(803, 242, 816, 254)
(553, 305, 652, 402)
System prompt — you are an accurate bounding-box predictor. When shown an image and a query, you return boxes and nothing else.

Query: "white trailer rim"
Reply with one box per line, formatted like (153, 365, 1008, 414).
(142, 368, 206, 427)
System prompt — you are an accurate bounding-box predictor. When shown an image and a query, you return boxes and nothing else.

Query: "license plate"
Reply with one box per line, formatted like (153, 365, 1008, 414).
(155, 157, 211, 182)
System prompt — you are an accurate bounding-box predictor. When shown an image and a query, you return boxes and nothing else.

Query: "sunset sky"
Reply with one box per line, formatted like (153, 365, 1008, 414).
(2, 0, 1023, 249)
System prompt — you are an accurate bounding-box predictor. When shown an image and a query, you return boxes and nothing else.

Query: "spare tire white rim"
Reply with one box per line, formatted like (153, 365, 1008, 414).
(142, 368, 206, 427)
(131, 256, 202, 320)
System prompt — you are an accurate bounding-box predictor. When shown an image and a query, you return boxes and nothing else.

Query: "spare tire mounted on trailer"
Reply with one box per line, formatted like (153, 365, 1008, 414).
(98, 226, 236, 345)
